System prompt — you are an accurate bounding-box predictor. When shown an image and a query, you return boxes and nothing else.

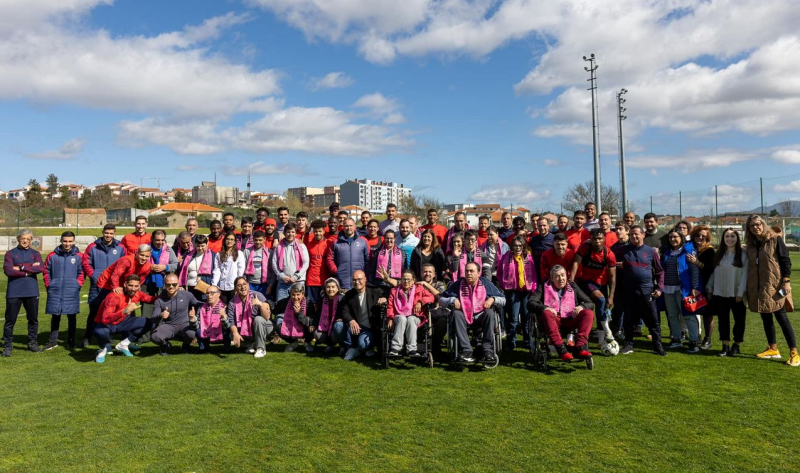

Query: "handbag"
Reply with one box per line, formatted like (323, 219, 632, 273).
(194, 278, 211, 294)
(683, 294, 708, 312)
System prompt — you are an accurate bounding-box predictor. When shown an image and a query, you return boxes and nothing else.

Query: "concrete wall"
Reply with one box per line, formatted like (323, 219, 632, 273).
(0, 234, 180, 253)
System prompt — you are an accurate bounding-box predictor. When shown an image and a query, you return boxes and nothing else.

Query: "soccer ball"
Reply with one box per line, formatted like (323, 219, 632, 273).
(601, 340, 619, 356)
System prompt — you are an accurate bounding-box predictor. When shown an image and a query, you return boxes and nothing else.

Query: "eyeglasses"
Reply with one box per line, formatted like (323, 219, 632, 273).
(353, 277, 366, 281)
(235, 283, 249, 288)
(165, 283, 179, 287)
(206, 290, 220, 295)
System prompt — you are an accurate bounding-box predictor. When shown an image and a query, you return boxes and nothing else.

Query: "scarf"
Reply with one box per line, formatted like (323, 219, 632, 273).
(318, 294, 339, 336)
(232, 292, 255, 337)
(199, 301, 226, 342)
(280, 297, 308, 339)
(457, 250, 483, 281)
(244, 246, 269, 283)
(376, 246, 403, 279)
(393, 284, 417, 315)
(459, 278, 487, 324)
(276, 240, 304, 272)
(178, 250, 213, 286)
(543, 280, 575, 318)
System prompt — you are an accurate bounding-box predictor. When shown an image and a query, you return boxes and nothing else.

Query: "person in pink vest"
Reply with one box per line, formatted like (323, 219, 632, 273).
(440, 262, 505, 364)
(447, 230, 482, 283)
(527, 265, 595, 362)
(369, 229, 405, 292)
(270, 223, 309, 302)
(243, 231, 274, 298)
(176, 234, 220, 301)
(275, 282, 315, 352)
(497, 236, 538, 351)
(387, 270, 434, 357)
(226, 276, 275, 358)
(444, 211, 469, 254)
(197, 284, 228, 353)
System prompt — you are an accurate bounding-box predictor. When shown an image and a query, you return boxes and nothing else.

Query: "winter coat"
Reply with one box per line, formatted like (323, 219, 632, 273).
(44, 246, 85, 315)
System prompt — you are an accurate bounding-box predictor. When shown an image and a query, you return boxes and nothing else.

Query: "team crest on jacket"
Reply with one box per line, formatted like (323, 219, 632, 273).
(112, 249, 118, 254)
(70, 257, 76, 264)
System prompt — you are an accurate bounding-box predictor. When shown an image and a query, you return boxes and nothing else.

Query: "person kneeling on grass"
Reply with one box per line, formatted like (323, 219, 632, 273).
(439, 261, 505, 364)
(227, 276, 275, 359)
(150, 273, 200, 355)
(93, 274, 156, 363)
(527, 265, 595, 362)
(198, 285, 228, 352)
(275, 283, 316, 353)
(313, 278, 347, 355)
(387, 270, 434, 357)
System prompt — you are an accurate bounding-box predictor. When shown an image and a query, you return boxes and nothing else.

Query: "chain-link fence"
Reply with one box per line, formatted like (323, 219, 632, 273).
(626, 173, 800, 244)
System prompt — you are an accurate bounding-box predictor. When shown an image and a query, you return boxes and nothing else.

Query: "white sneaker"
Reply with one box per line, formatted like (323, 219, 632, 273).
(343, 348, 361, 361)
(254, 348, 266, 359)
(304, 343, 314, 353)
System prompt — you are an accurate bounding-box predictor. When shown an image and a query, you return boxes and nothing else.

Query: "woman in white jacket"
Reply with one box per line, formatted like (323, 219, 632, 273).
(218, 233, 246, 304)
(707, 228, 748, 357)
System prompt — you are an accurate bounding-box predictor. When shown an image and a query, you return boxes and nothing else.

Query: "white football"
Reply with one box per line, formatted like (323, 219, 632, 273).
(601, 340, 619, 356)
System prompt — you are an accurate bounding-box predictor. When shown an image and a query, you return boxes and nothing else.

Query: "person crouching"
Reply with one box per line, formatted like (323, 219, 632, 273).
(276, 283, 315, 352)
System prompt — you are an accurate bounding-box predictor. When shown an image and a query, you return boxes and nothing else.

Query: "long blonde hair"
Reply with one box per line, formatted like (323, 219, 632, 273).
(745, 215, 776, 247)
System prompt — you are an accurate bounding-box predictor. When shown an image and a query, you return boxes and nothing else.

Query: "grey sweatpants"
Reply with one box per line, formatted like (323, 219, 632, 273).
(251, 316, 274, 351)
(451, 308, 495, 355)
(151, 322, 195, 345)
(390, 315, 420, 352)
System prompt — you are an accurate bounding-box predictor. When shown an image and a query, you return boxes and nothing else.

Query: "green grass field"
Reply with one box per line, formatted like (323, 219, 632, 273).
(1, 255, 799, 472)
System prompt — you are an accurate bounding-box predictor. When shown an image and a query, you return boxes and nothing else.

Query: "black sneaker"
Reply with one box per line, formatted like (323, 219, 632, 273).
(43, 340, 58, 351)
(182, 342, 192, 354)
(160, 341, 172, 356)
(620, 344, 634, 355)
(458, 352, 474, 363)
(481, 353, 496, 364)
(718, 346, 731, 357)
(700, 338, 712, 350)
(66, 340, 75, 350)
(407, 350, 420, 358)
(730, 344, 741, 356)
(653, 342, 667, 356)
(686, 342, 700, 354)
(2, 346, 11, 357)
(28, 342, 42, 353)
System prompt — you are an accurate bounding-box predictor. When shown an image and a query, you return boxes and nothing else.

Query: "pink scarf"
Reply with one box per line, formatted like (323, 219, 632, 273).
(459, 278, 487, 324)
(244, 246, 269, 283)
(543, 280, 576, 318)
(178, 250, 213, 286)
(456, 250, 483, 281)
(232, 292, 255, 337)
(393, 284, 416, 315)
(499, 252, 537, 291)
(376, 246, 403, 279)
(237, 233, 254, 251)
(280, 297, 307, 338)
(318, 295, 338, 336)
(276, 240, 304, 272)
(151, 245, 170, 267)
(199, 301, 226, 342)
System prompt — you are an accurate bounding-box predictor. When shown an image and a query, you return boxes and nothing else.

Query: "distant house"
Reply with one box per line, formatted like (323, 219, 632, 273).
(107, 208, 150, 223)
(148, 202, 223, 225)
(63, 208, 107, 227)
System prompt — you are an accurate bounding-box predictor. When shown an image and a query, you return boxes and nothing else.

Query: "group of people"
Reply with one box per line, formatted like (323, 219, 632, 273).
(3, 200, 797, 368)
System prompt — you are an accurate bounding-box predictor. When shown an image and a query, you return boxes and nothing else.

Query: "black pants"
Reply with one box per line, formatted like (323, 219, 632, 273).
(431, 308, 449, 353)
(4, 297, 39, 347)
(220, 290, 235, 306)
(610, 289, 624, 335)
(714, 297, 746, 343)
(622, 289, 661, 344)
(761, 308, 796, 348)
(50, 314, 77, 344)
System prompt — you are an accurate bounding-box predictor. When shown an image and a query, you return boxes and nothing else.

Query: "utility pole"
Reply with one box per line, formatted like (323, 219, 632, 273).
(650, 196, 653, 214)
(584, 54, 602, 212)
(617, 88, 628, 214)
(760, 177, 764, 215)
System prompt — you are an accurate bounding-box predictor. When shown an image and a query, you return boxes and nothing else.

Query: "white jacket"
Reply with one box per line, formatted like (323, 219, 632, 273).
(218, 251, 246, 291)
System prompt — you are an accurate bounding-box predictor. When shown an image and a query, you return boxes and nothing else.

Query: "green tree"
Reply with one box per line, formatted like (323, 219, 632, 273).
(135, 197, 162, 210)
(58, 185, 72, 207)
(46, 173, 59, 196)
(25, 179, 45, 208)
(175, 191, 190, 203)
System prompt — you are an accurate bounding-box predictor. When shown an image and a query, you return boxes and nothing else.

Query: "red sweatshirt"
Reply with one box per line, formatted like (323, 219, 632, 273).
(95, 290, 156, 325)
(539, 247, 576, 281)
(305, 237, 331, 287)
(97, 255, 152, 291)
(120, 232, 151, 255)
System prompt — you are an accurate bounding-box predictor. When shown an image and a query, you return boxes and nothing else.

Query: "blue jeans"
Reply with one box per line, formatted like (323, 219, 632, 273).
(94, 316, 153, 348)
(332, 321, 347, 344)
(275, 281, 292, 302)
(344, 323, 373, 351)
(306, 286, 322, 308)
(505, 290, 529, 348)
(249, 282, 269, 297)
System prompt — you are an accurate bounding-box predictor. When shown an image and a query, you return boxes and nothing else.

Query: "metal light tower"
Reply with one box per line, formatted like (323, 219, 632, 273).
(584, 53, 602, 212)
(617, 88, 628, 214)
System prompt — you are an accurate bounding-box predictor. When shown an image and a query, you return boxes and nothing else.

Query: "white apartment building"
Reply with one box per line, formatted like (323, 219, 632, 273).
(340, 179, 412, 213)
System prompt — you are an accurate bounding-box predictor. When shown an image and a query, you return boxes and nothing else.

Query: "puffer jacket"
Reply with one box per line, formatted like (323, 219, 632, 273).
(747, 235, 791, 313)
(326, 233, 369, 290)
(44, 246, 85, 315)
(82, 237, 125, 304)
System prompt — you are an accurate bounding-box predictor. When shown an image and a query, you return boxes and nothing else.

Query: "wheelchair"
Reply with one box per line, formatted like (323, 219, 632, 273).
(446, 303, 503, 370)
(527, 311, 594, 371)
(380, 303, 434, 368)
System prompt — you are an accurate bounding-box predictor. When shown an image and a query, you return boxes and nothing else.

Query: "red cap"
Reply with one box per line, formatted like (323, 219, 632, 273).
(264, 218, 276, 226)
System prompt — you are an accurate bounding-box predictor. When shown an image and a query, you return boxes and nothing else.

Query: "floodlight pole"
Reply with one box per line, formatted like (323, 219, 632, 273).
(584, 54, 602, 213)
(617, 88, 628, 215)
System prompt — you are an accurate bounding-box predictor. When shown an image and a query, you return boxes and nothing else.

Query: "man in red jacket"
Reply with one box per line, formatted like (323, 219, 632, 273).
(539, 233, 575, 282)
(97, 246, 152, 293)
(420, 208, 447, 247)
(120, 215, 151, 255)
(93, 274, 156, 363)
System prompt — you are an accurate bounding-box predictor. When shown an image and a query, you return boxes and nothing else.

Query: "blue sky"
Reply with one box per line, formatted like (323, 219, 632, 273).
(2, 0, 800, 216)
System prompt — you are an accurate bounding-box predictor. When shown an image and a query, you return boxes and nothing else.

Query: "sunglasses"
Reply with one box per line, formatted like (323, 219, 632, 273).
(165, 283, 178, 287)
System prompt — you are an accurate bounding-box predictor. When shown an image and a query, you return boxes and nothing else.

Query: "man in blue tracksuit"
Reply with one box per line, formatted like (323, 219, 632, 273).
(43, 231, 84, 350)
(326, 218, 369, 291)
(3, 229, 44, 356)
(80, 224, 125, 347)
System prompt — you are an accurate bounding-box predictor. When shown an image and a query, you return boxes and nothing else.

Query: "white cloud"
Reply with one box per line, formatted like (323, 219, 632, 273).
(772, 150, 800, 164)
(26, 138, 86, 160)
(353, 92, 399, 115)
(383, 113, 406, 125)
(176, 164, 200, 172)
(223, 162, 315, 176)
(543, 159, 561, 166)
(312, 71, 355, 90)
(627, 149, 758, 171)
(119, 107, 411, 156)
(774, 180, 800, 193)
(469, 183, 551, 205)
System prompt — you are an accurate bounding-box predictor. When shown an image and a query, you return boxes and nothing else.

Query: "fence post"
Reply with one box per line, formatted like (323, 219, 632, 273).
(760, 177, 764, 216)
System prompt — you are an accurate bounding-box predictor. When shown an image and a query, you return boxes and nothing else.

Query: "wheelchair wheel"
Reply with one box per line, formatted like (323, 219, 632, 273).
(586, 356, 594, 370)
(382, 314, 391, 369)
(427, 351, 434, 368)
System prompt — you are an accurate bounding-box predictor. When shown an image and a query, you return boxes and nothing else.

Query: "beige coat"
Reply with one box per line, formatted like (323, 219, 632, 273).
(746, 235, 785, 313)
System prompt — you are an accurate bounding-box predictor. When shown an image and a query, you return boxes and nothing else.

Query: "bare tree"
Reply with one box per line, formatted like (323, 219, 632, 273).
(562, 181, 624, 216)
(398, 193, 446, 218)
(778, 200, 799, 217)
